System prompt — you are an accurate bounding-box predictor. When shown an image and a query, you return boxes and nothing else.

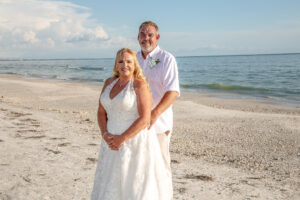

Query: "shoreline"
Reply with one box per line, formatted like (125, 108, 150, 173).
(1, 74, 299, 199)
(2, 73, 299, 109)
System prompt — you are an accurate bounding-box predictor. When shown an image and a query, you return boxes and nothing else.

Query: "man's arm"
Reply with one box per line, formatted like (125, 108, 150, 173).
(148, 91, 179, 130)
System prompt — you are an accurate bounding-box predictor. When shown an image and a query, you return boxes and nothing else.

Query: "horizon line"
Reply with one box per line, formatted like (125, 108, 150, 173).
(1, 52, 300, 61)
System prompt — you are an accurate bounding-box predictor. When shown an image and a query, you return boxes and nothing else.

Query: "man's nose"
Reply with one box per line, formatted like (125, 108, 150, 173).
(144, 34, 150, 40)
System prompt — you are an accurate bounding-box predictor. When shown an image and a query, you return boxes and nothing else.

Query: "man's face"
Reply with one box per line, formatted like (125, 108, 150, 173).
(138, 25, 160, 53)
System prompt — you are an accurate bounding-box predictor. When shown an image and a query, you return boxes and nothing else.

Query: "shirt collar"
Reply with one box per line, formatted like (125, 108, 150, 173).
(147, 45, 160, 59)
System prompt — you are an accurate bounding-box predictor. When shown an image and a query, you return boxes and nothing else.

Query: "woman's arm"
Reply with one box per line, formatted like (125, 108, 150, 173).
(109, 79, 152, 149)
(97, 77, 117, 147)
(97, 100, 107, 136)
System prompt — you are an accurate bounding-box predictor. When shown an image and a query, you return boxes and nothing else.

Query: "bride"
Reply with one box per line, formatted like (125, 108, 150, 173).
(91, 48, 173, 200)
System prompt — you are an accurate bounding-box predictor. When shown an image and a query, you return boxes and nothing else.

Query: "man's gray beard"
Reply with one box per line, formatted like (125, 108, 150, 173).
(141, 45, 153, 53)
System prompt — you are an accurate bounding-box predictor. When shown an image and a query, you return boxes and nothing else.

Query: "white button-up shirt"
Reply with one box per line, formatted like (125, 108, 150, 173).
(137, 46, 180, 134)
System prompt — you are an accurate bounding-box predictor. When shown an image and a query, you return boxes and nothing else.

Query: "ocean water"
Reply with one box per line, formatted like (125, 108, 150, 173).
(0, 53, 299, 106)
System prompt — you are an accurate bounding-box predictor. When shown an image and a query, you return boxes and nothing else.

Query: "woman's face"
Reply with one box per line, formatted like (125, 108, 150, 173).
(117, 52, 135, 78)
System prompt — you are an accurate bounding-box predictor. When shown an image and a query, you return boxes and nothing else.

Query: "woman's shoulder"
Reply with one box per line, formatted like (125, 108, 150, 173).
(101, 77, 117, 93)
(133, 78, 147, 88)
(133, 78, 150, 96)
(104, 77, 117, 86)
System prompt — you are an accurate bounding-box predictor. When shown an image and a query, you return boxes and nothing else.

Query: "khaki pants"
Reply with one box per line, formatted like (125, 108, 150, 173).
(157, 132, 172, 176)
(157, 132, 173, 199)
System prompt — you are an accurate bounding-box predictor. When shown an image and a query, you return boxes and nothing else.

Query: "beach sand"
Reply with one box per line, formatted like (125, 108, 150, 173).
(0, 74, 299, 200)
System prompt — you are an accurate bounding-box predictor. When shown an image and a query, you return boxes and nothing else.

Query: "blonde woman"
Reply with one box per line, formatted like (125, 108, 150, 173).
(91, 48, 172, 200)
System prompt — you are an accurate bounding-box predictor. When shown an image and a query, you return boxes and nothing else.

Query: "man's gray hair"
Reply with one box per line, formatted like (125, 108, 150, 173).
(139, 21, 159, 32)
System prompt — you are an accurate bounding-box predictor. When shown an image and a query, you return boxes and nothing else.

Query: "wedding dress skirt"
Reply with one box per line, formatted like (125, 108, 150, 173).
(91, 78, 173, 200)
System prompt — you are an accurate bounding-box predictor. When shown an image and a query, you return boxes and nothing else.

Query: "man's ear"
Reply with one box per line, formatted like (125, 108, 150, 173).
(156, 33, 160, 40)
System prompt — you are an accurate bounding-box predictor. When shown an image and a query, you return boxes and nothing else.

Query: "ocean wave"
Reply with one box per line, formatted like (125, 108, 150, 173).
(204, 83, 267, 91)
(25, 73, 59, 79)
(81, 67, 105, 71)
(67, 65, 104, 71)
(182, 83, 267, 92)
(2, 72, 19, 75)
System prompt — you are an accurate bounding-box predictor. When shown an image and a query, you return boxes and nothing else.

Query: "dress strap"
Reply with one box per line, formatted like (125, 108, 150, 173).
(108, 78, 119, 90)
(129, 77, 134, 90)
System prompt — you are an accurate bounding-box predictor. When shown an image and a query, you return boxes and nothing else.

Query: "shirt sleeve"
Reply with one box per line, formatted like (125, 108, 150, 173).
(162, 55, 180, 96)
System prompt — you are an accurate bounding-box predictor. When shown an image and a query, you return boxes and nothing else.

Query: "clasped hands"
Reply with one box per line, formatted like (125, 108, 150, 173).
(103, 132, 126, 151)
(102, 111, 159, 151)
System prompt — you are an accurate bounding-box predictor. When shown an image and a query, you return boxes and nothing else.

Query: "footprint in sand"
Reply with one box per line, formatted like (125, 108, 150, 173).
(8, 111, 32, 118)
(171, 159, 180, 164)
(22, 176, 31, 183)
(44, 148, 61, 154)
(58, 142, 71, 147)
(19, 118, 40, 127)
(17, 129, 40, 133)
(3, 109, 43, 139)
(84, 118, 93, 123)
(15, 128, 45, 140)
(88, 143, 98, 146)
(24, 135, 46, 139)
(175, 181, 187, 185)
(12, 122, 26, 126)
(49, 137, 66, 140)
(185, 174, 213, 181)
(86, 158, 98, 163)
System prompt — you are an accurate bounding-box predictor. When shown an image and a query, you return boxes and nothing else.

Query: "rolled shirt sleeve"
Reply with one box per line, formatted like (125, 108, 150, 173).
(162, 55, 180, 96)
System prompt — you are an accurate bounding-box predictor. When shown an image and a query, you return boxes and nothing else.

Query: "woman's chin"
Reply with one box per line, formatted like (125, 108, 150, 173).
(119, 73, 132, 79)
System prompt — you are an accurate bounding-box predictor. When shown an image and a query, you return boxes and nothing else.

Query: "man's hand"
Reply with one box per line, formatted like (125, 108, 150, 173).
(148, 109, 160, 130)
(147, 91, 178, 130)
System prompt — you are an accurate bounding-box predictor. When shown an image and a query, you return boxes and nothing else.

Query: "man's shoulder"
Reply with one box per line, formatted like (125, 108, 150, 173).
(156, 48, 176, 62)
(157, 47, 174, 58)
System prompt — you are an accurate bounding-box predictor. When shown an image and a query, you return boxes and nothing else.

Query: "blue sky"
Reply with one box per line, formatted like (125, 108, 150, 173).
(0, 0, 300, 58)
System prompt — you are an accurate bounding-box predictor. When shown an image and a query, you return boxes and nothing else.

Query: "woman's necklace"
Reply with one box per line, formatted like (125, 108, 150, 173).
(117, 79, 129, 87)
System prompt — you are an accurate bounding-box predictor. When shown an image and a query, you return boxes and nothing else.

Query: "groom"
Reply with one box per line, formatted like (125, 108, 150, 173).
(137, 21, 180, 174)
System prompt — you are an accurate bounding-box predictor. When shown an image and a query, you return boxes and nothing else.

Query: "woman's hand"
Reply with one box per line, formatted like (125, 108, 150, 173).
(103, 132, 113, 144)
(108, 135, 126, 151)
(102, 132, 117, 150)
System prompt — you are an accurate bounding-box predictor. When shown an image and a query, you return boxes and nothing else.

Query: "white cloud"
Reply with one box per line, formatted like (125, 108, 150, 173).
(24, 31, 39, 44)
(0, 0, 135, 58)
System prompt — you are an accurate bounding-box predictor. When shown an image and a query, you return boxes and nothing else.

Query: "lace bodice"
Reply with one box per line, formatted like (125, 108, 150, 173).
(100, 78, 138, 135)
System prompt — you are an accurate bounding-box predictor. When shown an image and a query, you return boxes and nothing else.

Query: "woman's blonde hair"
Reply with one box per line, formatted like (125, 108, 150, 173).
(113, 48, 146, 82)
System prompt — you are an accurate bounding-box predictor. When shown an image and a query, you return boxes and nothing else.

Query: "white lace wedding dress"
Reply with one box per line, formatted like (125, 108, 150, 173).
(91, 78, 173, 200)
